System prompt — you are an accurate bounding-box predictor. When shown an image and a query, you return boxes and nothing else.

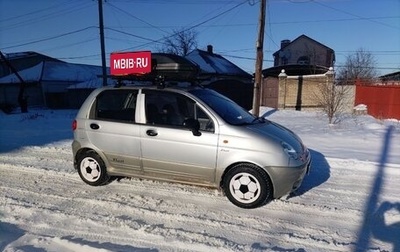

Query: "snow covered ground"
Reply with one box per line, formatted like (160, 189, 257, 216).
(1, 107, 399, 252)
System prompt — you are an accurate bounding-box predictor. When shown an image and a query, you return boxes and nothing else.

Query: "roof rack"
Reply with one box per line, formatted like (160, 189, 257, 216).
(110, 53, 202, 89)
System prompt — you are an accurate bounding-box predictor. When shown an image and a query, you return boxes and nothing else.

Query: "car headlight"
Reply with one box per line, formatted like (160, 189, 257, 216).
(281, 141, 298, 160)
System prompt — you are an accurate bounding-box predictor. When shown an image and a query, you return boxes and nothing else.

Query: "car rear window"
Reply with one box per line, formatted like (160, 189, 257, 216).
(94, 89, 138, 123)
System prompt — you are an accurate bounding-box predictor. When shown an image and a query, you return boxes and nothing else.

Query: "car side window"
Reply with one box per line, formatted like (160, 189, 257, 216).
(145, 90, 185, 126)
(144, 90, 214, 132)
(94, 89, 137, 123)
(195, 105, 214, 132)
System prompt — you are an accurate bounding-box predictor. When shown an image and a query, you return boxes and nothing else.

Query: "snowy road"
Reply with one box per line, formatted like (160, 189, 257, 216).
(1, 109, 399, 251)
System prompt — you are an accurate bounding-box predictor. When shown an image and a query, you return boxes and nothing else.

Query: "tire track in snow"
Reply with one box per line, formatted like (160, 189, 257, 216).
(1, 152, 398, 251)
(0, 165, 334, 251)
(1, 165, 273, 251)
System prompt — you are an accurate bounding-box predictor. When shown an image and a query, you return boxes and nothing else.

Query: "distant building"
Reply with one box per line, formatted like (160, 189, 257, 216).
(261, 35, 336, 110)
(380, 71, 400, 84)
(273, 34, 335, 68)
(186, 45, 253, 109)
(0, 51, 63, 78)
(0, 52, 108, 109)
(186, 45, 251, 80)
(264, 34, 335, 77)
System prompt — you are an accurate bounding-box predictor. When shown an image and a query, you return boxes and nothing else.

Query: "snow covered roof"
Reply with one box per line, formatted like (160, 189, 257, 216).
(0, 61, 109, 84)
(41, 61, 104, 82)
(186, 49, 251, 78)
(68, 77, 115, 89)
(1, 51, 60, 61)
(0, 62, 43, 83)
(380, 71, 400, 81)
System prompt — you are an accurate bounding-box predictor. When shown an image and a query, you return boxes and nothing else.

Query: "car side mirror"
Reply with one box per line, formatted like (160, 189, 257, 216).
(183, 118, 201, 136)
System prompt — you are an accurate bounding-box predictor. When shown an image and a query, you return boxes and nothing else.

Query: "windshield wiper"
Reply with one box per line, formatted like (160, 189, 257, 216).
(251, 116, 266, 124)
(231, 117, 267, 126)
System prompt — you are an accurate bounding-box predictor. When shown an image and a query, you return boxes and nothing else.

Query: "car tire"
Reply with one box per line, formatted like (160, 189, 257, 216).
(223, 163, 272, 209)
(77, 151, 110, 186)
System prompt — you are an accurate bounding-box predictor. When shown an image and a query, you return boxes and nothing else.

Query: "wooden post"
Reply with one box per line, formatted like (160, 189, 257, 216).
(98, 0, 107, 86)
(252, 0, 266, 116)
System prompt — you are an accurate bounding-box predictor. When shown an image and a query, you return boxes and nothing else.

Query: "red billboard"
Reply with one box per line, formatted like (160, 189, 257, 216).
(110, 51, 151, 75)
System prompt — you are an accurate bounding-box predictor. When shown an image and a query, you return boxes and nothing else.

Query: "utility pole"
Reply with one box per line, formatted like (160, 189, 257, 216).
(98, 0, 107, 86)
(252, 0, 266, 117)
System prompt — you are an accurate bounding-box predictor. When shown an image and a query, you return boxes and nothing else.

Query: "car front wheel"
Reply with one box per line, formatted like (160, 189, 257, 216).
(77, 151, 110, 186)
(223, 164, 272, 208)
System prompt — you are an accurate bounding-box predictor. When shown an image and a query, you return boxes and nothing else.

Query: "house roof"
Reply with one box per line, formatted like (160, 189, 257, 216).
(380, 71, 400, 81)
(1, 51, 64, 62)
(186, 49, 251, 78)
(262, 64, 330, 77)
(0, 62, 43, 83)
(0, 61, 107, 84)
(273, 34, 335, 57)
(41, 61, 105, 81)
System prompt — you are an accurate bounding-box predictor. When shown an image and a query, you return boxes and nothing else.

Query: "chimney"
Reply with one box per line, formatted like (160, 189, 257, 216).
(207, 45, 213, 54)
(280, 39, 290, 49)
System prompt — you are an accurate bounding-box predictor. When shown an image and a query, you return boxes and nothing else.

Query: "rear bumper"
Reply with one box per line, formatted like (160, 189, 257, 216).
(71, 140, 81, 170)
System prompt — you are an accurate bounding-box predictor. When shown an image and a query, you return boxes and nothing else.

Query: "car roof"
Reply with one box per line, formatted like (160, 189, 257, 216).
(98, 84, 206, 94)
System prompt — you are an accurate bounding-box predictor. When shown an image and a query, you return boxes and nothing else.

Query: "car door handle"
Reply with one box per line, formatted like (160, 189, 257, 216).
(146, 129, 158, 136)
(90, 123, 100, 130)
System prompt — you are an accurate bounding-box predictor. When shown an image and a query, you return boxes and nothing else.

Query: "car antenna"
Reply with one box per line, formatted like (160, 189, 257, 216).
(114, 78, 123, 88)
(155, 75, 166, 89)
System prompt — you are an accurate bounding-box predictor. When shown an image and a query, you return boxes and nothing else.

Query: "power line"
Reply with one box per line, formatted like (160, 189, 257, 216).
(0, 0, 71, 22)
(1, 27, 97, 50)
(45, 38, 99, 53)
(270, 16, 400, 26)
(106, 2, 170, 35)
(1, 0, 397, 75)
(222, 53, 274, 63)
(117, 0, 251, 51)
(311, 0, 400, 30)
(0, 1, 95, 31)
(183, 0, 250, 30)
(111, 0, 252, 4)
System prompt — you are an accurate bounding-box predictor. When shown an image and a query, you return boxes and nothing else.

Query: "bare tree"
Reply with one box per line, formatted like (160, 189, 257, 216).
(336, 48, 379, 85)
(316, 48, 378, 123)
(317, 82, 352, 124)
(314, 69, 353, 124)
(160, 29, 198, 56)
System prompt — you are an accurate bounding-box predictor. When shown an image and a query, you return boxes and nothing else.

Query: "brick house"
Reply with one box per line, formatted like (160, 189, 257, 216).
(273, 34, 335, 69)
(262, 35, 336, 110)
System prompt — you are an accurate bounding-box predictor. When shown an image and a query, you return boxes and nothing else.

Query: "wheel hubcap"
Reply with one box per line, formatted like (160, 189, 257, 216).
(229, 172, 261, 204)
(80, 157, 101, 182)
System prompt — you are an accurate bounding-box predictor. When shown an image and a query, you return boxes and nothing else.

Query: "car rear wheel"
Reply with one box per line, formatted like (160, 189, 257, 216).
(77, 151, 110, 186)
(223, 164, 272, 208)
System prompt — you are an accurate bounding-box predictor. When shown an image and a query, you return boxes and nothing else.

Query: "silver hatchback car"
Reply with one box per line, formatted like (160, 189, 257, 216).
(72, 85, 310, 208)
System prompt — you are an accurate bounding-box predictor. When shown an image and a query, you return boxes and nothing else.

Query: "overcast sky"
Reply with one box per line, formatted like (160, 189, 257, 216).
(1, 0, 399, 75)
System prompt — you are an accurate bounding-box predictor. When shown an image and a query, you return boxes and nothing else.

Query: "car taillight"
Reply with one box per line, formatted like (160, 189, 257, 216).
(72, 120, 77, 131)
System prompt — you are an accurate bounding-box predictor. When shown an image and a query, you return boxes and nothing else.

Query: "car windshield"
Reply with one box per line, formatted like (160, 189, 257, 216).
(189, 89, 258, 125)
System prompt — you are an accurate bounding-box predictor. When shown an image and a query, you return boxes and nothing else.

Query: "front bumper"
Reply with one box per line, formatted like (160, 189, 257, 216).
(269, 152, 311, 199)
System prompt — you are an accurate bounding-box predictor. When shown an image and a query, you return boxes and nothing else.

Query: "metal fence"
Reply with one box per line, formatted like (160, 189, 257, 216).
(355, 80, 400, 119)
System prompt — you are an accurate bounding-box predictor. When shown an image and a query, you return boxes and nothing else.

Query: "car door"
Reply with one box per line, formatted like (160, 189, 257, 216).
(85, 89, 142, 174)
(140, 90, 219, 185)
